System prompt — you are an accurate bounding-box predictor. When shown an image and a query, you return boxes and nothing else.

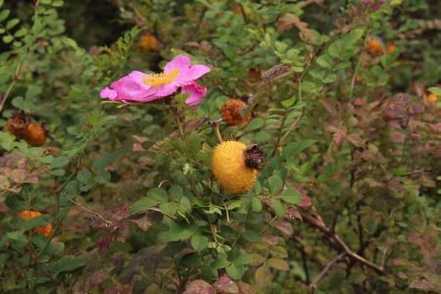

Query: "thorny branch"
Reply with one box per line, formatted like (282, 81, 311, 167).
(298, 209, 385, 275)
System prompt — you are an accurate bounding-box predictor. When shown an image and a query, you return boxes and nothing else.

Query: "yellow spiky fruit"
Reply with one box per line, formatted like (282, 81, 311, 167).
(211, 141, 258, 194)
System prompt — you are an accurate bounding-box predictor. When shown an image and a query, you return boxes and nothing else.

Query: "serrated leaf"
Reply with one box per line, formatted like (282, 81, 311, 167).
(281, 188, 300, 205)
(2, 34, 13, 43)
(179, 196, 192, 213)
(268, 174, 283, 194)
(267, 258, 289, 271)
(0, 131, 16, 150)
(255, 265, 272, 290)
(245, 118, 264, 132)
(283, 140, 315, 158)
(6, 18, 19, 30)
(251, 198, 262, 212)
(129, 197, 160, 215)
(14, 28, 27, 37)
(272, 199, 285, 217)
(46, 256, 86, 276)
(226, 263, 246, 280)
(191, 234, 209, 251)
(159, 222, 196, 242)
(0, 9, 9, 22)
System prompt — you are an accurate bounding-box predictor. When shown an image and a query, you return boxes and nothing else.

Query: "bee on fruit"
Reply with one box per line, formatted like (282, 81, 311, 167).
(211, 141, 264, 194)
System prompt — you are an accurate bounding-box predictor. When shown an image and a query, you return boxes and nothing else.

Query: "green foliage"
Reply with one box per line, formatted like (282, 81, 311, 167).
(1, 0, 441, 293)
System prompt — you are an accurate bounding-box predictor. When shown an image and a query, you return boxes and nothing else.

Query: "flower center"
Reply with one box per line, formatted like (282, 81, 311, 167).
(144, 69, 180, 87)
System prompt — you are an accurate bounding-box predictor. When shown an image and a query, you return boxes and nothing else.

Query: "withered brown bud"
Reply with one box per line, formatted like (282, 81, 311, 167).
(244, 144, 265, 170)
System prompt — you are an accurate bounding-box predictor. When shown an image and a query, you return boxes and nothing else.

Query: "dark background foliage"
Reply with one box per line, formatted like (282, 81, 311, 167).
(1, 0, 441, 293)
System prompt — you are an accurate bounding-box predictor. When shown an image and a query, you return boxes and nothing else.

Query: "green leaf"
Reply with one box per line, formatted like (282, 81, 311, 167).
(2, 34, 13, 43)
(0, 131, 16, 150)
(14, 28, 27, 37)
(0, 9, 10, 22)
(19, 215, 49, 231)
(281, 188, 300, 205)
(226, 262, 246, 280)
(53, 0, 63, 7)
(179, 196, 192, 213)
(267, 258, 289, 271)
(272, 199, 286, 217)
(46, 256, 86, 276)
(76, 169, 94, 192)
(191, 234, 209, 251)
(251, 197, 262, 212)
(130, 197, 160, 215)
(428, 87, 441, 96)
(159, 202, 178, 217)
(316, 54, 333, 68)
(268, 174, 283, 194)
(6, 18, 19, 30)
(281, 96, 296, 108)
(159, 222, 197, 242)
(245, 118, 264, 132)
(283, 140, 315, 158)
(4, 231, 27, 250)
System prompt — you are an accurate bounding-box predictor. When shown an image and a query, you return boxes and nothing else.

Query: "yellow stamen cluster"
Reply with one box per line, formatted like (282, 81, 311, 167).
(144, 69, 179, 87)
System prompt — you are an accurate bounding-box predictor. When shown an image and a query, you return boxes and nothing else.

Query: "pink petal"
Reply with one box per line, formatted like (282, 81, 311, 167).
(153, 84, 179, 98)
(182, 82, 207, 106)
(100, 71, 154, 102)
(128, 71, 150, 89)
(100, 87, 117, 100)
(186, 64, 211, 81)
(164, 55, 191, 73)
(164, 55, 210, 86)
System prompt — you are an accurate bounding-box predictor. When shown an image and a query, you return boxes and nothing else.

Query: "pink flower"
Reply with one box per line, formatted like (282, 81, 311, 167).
(100, 71, 152, 102)
(182, 82, 208, 106)
(100, 55, 210, 104)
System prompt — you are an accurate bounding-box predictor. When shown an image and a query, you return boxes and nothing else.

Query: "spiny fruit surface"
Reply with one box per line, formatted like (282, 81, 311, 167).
(24, 122, 46, 146)
(211, 141, 257, 194)
(18, 210, 53, 237)
(221, 99, 251, 126)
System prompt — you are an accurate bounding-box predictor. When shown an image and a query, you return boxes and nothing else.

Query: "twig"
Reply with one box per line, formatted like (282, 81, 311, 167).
(309, 253, 346, 291)
(70, 199, 113, 226)
(0, 63, 23, 113)
(299, 245, 311, 284)
(300, 210, 385, 274)
(211, 120, 223, 143)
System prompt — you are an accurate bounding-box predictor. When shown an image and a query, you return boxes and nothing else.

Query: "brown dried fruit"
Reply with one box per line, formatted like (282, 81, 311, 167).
(138, 32, 160, 52)
(221, 99, 251, 126)
(24, 122, 46, 146)
(5, 113, 29, 138)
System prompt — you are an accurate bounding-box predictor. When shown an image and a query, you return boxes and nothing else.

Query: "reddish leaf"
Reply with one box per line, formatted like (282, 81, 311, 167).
(213, 275, 239, 294)
(184, 280, 215, 294)
(273, 221, 294, 237)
